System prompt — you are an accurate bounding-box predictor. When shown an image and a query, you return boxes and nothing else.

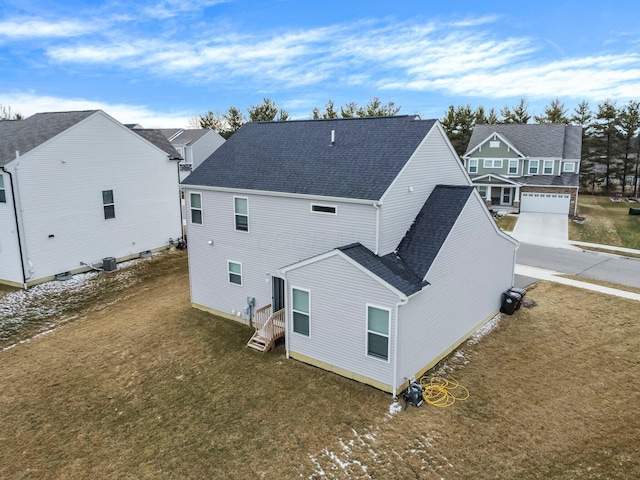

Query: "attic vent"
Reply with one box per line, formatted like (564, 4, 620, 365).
(489, 141, 500, 148)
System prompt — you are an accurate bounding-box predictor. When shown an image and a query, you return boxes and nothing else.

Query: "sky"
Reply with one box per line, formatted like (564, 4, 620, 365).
(1, 0, 640, 128)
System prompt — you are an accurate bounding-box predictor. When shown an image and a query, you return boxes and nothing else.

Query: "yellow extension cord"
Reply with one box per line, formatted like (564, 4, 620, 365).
(419, 375, 470, 408)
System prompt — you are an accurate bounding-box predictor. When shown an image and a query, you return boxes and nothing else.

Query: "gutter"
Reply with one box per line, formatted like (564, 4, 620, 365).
(2, 166, 28, 288)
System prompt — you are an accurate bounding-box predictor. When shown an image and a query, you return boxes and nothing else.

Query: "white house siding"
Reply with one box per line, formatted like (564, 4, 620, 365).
(285, 254, 401, 390)
(186, 189, 378, 321)
(0, 175, 24, 286)
(5, 112, 181, 284)
(191, 132, 225, 171)
(378, 125, 470, 255)
(395, 194, 516, 388)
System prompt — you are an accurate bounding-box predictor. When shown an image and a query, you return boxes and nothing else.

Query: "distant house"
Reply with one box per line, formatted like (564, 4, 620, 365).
(182, 116, 517, 396)
(0, 110, 182, 288)
(159, 128, 225, 183)
(462, 124, 582, 216)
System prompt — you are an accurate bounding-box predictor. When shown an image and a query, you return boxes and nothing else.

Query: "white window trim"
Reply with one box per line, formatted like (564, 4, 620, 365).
(543, 160, 554, 175)
(365, 303, 391, 363)
(291, 286, 311, 337)
(310, 203, 337, 215)
(190, 192, 203, 225)
(508, 159, 518, 175)
(227, 260, 243, 286)
(0, 175, 6, 203)
(489, 140, 500, 148)
(528, 160, 539, 175)
(102, 190, 115, 220)
(233, 196, 249, 233)
(483, 159, 503, 169)
(563, 162, 576, 173)
(468, 159, 478, 174)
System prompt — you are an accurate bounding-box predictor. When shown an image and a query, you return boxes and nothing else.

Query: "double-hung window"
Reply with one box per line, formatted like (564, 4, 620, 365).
(102, 190, 115, 219)
(228, 261, 242, 285)
(484, 159, 503, 169)
(0, 176, 5, 203)
(190, 193, 202, 225)
(508, 159, 518, 175)
(292, 288, 310, 336)
(468, 159, 478, 174)
(528, 160, 539, 175)
(367, 305, 390, 361)
(234, 197, 248, 232)
(543, 160, 554, 175)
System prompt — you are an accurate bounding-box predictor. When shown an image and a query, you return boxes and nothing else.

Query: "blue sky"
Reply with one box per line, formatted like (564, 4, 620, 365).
(1, 0, 640, 127)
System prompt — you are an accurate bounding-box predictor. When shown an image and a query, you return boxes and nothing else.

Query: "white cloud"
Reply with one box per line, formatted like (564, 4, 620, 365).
(0, 18, 96, 38)
(0, 92, 191, 128)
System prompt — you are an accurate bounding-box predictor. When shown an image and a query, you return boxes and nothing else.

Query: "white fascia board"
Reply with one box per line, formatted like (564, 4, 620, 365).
(179, 184, 381, 206)
(472, 173, 521, 185)
(521, 183, 579, 189)
(279, 249, 407, 301)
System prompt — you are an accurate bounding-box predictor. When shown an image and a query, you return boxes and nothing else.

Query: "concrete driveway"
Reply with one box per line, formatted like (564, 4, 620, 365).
(509, 213, 570, 248)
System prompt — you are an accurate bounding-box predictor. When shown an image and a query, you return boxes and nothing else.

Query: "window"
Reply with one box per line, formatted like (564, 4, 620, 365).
(563, 162, 576, 173)
(311, 204, 337, 214)
(508, 159, 518, 175)
(234, 197, 248, 232)
(483, 159, 503, 169)
(543, 160, 554, 175)
(367, 306, 390, 361)
(102, 190, 115, 219)
(292, 288, 310, 336)
(228, 261, 242, 285)
(468, 159, 478, 174)
(0, 176, 5, 203)
(528, 160, 539, 175)
(190, 192, 202, 225)
(477, 185, 488, 198)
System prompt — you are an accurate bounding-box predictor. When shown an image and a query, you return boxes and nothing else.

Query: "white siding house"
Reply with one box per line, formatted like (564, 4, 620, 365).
(0, 110, 182, 288)
(183, 116, 518, 395)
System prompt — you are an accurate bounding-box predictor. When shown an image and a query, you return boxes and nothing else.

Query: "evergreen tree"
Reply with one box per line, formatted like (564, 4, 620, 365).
(571, 101, 597, 192)
(441, 104, 475, 156)
(535, 98, 569, 124)
(224, 106, 245, 136)
(500, 98, 531, 124)
(617, 100, 640, 194)
(591, 100, 622, 193)
(248, 98, 288, 122)
(355, 97, 401, 117)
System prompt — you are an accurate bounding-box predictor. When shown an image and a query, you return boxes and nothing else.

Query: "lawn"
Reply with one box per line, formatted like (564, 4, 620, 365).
(1, 250, 639, 479)
(570, 194, 640, 249)
(494, 214, 517, 232)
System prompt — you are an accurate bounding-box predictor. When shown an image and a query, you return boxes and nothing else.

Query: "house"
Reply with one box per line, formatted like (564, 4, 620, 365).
(462, 124, 582, 216)
(0, 110, 182, 288)
(158, 128, 226, 183)
(182, 116, 517, 396)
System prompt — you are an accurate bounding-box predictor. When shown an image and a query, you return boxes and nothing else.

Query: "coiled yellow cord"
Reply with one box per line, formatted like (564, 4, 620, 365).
(419, 375, 469, 408)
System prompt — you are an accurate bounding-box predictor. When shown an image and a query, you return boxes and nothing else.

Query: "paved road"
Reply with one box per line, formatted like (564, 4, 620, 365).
(516, 243, 640, 289)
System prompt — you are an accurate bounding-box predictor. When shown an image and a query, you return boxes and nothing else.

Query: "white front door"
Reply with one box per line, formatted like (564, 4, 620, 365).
(501, 187, 512, 206)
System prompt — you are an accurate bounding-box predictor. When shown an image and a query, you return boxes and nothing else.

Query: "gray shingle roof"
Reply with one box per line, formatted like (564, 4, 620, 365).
(132, 129, 183, 160)
(0, 111, 97, 166)
(168, 129, 211, 145)
(183, 116, 436, 201)
(514, 172, 579, 187)
(465, 124, 582, 159)
(339, 185, 474, 296)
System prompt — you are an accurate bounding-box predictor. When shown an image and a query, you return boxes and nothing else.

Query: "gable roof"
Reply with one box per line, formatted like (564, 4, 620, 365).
(183, 115, 437, 201)
(465, 124, 582, 159)
(160, 128, 212, 146)
(338, 185, 474, 296)
(132, 129, 183, 160)
(0, 110, 97, 167)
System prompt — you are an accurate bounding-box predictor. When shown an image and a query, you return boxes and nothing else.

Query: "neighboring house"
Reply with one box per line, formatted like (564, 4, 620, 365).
(0, 110, 182, 288)
(462, 124, 582, 216)
(159, 128, 226, 183)
(182, 116, 517, 396)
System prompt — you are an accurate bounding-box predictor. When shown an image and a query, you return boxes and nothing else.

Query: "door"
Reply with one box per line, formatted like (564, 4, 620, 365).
(520, 192, 570, 214)
(272, 277, 285, 312)
(501, 187, 512, 206)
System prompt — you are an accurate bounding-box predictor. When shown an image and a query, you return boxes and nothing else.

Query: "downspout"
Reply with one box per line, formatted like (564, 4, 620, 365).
(177, 161, 184, 237)
(2, 166, 28, 289)
(281, 272, 290, 359)
(392, 295, 409, 398)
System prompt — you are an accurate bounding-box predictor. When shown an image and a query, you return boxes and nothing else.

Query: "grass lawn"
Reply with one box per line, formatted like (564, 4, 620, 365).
(570, 195, 640, 249)
(1, 251, 639, 478)
(494, 214, 517, 232)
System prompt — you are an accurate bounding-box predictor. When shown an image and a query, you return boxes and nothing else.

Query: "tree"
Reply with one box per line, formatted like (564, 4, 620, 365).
(355, 97, 401, 117)
(312, 100, 339, 119)
(248, 98, 288, 122)
(617, 100, 640, 194)
(441, 104, 475, 156)
(224, 106, 245, 135)
(571, 101, 597, 192)
(0, 104, 23, 120)
(194, 110, 226, 131)
(500, 98, 531, 124)
(339, 102, 358, 118)
(591, 100, 622, 193)
(535, 98, 569, 124)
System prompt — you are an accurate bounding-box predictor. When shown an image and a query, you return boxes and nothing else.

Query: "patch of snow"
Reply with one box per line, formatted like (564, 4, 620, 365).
(388, 401, 402, 415)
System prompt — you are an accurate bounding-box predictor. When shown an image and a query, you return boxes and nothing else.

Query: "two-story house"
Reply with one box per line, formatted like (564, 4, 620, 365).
(0, 110, 182, 288)
(159, 128, 226, 183)
(182, 116, 517, 396)
(462, 124, 582, 216)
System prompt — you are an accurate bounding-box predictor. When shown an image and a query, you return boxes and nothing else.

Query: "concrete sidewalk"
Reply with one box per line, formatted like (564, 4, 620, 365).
(569, 241, 640, 256)
(515, 264, 640, 302)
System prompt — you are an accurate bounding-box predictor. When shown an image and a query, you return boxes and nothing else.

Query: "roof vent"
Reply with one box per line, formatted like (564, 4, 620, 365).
(330, 129, 335, 145)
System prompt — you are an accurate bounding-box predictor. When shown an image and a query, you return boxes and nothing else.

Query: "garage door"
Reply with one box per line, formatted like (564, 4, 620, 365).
(520, 192, 570, 214)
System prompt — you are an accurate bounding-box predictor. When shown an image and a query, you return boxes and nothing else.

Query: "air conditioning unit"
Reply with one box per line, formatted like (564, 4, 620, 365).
(179, 163, 193, 172)
(102, 257, 117, 272)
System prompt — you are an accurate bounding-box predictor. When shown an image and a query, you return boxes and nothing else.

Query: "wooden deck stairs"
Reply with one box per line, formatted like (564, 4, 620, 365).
(247, 304, 285, 353)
